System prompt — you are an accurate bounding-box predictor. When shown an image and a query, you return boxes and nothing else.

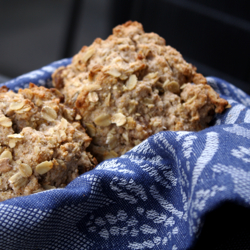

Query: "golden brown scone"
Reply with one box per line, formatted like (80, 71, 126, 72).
(0, 84, 97, 201)
(52, 21, 228, 161)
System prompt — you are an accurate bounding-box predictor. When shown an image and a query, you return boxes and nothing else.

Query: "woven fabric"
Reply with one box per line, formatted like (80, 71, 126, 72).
(1, 59, 250, 250)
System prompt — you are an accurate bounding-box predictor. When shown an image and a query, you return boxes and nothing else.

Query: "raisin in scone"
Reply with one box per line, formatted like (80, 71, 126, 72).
(0, 84, 97, 201)
(52, 21, 228, 161)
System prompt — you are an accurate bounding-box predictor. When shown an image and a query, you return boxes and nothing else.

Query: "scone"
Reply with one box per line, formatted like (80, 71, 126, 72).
(52, 21, 228, 161)
(0, 84, 97, 201)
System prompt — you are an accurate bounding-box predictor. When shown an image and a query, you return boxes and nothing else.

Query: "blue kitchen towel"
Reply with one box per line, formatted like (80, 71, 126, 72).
(1, 59, 250, 250)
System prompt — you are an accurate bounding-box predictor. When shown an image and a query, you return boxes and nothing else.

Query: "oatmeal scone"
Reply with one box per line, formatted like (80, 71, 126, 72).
(0, 84, 97, 201)
(52, 21, 228, 161)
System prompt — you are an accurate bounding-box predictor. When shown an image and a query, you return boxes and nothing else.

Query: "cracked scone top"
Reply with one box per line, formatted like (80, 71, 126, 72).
(0, 84, 97, 201)
(52, 21, 228, 161)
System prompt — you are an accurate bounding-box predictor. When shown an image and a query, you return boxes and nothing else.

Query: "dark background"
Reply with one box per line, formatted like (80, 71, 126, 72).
(1, 0, 250, 94)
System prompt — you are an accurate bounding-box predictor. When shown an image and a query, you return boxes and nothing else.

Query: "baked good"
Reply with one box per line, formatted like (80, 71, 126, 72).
(0, 84, 97, 201)
(52, 21, 228, 161)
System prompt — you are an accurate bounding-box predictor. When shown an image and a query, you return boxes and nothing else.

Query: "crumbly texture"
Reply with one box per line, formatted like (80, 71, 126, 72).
(0, 84, 97, 201)
(52, 21, 228, 161)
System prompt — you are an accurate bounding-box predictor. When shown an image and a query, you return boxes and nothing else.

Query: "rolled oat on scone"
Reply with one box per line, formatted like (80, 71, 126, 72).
(0, 84, 97, 201)
(52, 21, 229, 161)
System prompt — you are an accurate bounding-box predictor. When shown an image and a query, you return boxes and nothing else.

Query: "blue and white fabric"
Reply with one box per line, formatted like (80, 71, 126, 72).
(1, 59, 250, 250)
